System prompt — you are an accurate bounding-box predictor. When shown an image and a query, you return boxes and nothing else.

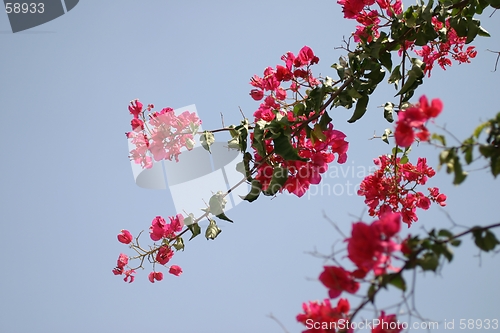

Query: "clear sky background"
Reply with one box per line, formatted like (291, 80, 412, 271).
(1, 1, 499, 333)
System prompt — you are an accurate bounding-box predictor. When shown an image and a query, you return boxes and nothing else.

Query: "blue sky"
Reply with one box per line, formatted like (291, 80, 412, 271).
(1, 1, 499, 332)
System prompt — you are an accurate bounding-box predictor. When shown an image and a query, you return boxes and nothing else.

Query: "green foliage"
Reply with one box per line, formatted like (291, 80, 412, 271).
(251, 120, 267, 158)
(188, 223, 201, 241)
(418, 252, 439, 271)
(273, 134, 306, 161)
(209, 192, 227, 216)
(436, 112, 500, 183)
(381, 273, 407, 291)
(205, 219, 222, 240)
(216, 212, 234, 223)
(382, 128, 392, 144)
(200, 131, 215, 153)
(235, 152, 253, 182)
(240, 179, 262, 202)
(347, 94, 369, 123)
(228, 119, 249, 153)
(396, 58, 426, 102)
(384, 102, 395, 123)
(263, 166, 288, 196)
(472, 227, 500, 252)
(438, 148, 468, 185)
(173, 237, 185, 251)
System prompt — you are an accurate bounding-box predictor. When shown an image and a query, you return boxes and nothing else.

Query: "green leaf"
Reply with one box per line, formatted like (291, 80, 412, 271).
(216, 212, 233, 223)
(477, 26, 491, 37)
(339, 56, 348, 68)
(450, 17, 468, 37)
(486, 0, 500, 9)
(392, 147, 403, 155)
(241, 179, 262, 202)
(385, 273, 407, 291)
(237, 127, 248, 152)
(184, 213, 195, 226)
(422, 0, 434, 20)
(452, 157, 467, 185)
(293, 103, 305, 116)
(365, 65, 386, 86)
(205, 219, 222, 240)
(189, 122, 200, 135)
(463, 145, 473, 164)
(307, 86, 327, 112)
(431, 133, 447, 146)
(473, 228, 500, 252)
(379, 50, 392, 72)
(228, 124, 238, 137)
(263, 166, 288, 196)
(491, 155, 500, 177)
(466, 19, 480, 44)
(404, 8, 417, 27)
(439, 149, 452, 170)
(200, 131, 215, 153)
(273, 134, 307, 161)
(442, 245, 454, 262)
(396, 71, 417, 96)
(227, 137, 240, 150)
(438, 229, 453, 238)
(381, 128, 392, 144)
(347, 95, 369, 123)
(400, 155, 409, 164)
(236, 152, 253, 181)
(450, 239, 462, 247)
(396, 59, 425, 97)
(235, 161, 245, 176)
(388, 65, 402, 88)
(173, 237, 185, 251)
(311, 124, 327, 144)
(473, 121, 489, 138)
(318, 110, 333, 130)
(347, 88, 363, 99)
(479, 144, 495, 157)
(252, 120, 266, 158)
(188, 223, 201, 241)
(418, 252, 439, 271)
(367, 284, 377, 303)
(384, 102, 394, 123)
(209, 191, 227, 216)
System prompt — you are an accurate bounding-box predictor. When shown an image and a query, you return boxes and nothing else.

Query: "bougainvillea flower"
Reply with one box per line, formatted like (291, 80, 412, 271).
(347, 213, 401, 275)
(169, 265, 183, 276)
(156, 245, 174, 265)
(128, 99, 143, 119)
(296, 298, 350, 330)
(123, 269, 136, 283)
(358, 154, 445, 226)
(318, 266, 360, 298)
(148, 271, 164, 283)
(117, 230, 133, 244)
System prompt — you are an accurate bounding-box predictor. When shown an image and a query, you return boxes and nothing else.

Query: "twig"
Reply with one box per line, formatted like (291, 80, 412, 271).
(238, 106, 246, 119)
(322, 210, 347, 239)
(267, 313, 290, 333)
(486, 49, 500, 72)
